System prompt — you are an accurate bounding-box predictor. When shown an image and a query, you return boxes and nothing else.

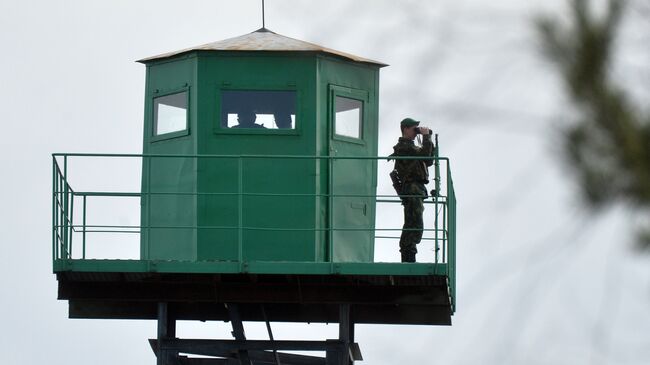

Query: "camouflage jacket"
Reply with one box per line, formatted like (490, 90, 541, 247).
(392, 135, 434, 184)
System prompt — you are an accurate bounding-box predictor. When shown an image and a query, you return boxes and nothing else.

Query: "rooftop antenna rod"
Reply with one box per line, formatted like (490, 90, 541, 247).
(262, 0, 266, 29)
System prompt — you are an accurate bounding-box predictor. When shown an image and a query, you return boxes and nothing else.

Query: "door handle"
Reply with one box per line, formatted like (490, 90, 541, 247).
(350, 202, 367, 215)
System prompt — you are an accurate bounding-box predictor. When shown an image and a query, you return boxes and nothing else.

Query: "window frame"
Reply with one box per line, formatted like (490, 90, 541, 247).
(151, 86, 190, 142)
(214, 86, 301, 136)
(330, 85, 368, 145)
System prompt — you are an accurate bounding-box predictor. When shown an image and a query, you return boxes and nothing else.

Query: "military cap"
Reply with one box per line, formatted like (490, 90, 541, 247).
(400, 117, 420, 127)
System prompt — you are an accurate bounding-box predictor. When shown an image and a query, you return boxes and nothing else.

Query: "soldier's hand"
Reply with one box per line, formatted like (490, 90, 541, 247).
(419, 127, 430, 135)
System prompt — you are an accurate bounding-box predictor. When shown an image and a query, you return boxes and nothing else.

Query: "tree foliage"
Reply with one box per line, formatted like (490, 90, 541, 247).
(536, 0, 650, 249)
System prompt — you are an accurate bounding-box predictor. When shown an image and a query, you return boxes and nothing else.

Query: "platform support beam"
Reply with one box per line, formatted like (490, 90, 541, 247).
(326, 304, 358, 365)
(261, 305, 282, 365)
(157, 302, 178, 365)
(151, 303, 361, 365)
(226, 303, 252, 365)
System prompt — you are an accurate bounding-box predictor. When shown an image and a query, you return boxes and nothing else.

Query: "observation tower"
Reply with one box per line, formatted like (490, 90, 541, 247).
(52, 28, 457, 364)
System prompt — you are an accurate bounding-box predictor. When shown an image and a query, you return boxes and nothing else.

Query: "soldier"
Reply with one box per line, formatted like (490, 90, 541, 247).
(233, 109, 266, 128)
(392, 118, 434, 263)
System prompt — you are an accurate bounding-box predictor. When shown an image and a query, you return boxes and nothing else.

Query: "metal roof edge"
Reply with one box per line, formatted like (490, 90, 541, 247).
(136, 29, 387, 67)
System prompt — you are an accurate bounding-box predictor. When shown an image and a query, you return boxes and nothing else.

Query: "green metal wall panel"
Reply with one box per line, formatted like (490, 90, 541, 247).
(317, 57, 380, 262)
(195, 54, 321, 262)
(141, 57, 197, 261)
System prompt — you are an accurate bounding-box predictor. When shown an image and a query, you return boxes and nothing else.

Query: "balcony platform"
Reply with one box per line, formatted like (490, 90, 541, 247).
(55, 259, 453, 325)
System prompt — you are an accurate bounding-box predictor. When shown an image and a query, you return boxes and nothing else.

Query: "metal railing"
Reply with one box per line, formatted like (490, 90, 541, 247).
(52, 153, 455, 289)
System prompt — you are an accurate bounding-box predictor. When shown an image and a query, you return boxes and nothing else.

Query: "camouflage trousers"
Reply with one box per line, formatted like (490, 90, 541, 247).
(399, 182, 426, 255)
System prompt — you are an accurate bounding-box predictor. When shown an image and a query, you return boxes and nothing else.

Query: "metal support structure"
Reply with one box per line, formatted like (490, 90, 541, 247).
(157, 302, 178, 365)
(148, 303, 362, 365)
(154, 339, 340, 364)
(261, 305, 281, 365)
(226, 304, 252, 365)
(51, 153, 451, 364)
(326, 304, 358, 365)
(341, 304, 360, 364)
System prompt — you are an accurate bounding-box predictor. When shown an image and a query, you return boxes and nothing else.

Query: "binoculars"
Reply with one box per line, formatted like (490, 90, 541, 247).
(414, 127, 433, 135)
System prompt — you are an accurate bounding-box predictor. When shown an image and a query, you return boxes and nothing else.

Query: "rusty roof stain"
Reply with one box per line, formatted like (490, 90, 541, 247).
(138, 28, 387, 66)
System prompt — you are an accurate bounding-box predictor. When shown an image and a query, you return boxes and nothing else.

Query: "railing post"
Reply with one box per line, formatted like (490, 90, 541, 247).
(82, 195, 87, 259)
(63, 155, 69, 259)
(52, 156, 56, 262)
(434, 135, 441, 264)
(146, 155, 152, 259)
(56, 170, 61, 260)
(69, 188, 75, 259)
(447, 168, 456, 312)
(238, 156, 244, 270)
(328, 155, 334, 266)
(442, 191, 447, 266)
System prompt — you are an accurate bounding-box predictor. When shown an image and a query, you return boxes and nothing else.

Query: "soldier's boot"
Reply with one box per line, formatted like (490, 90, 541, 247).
(401, 252, 416, 263)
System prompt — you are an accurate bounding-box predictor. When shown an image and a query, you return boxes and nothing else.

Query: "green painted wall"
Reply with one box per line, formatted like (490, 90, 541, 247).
(140, 51, 380, 263)
(194, 53, 319, 261)
(141, 56, 197, 261)
(316, 56, 379, 262)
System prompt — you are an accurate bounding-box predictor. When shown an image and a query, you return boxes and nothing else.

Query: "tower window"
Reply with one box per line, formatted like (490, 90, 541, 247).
(334, 96, 362, 139)
(221, 90, 296, 130)
(153, 91, 188, 136)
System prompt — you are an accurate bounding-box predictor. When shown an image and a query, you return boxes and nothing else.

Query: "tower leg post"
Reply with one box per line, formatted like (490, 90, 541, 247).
(157, 302, 178, 365)
(225, 303, 252, 365)
(326, 304, 356, 365)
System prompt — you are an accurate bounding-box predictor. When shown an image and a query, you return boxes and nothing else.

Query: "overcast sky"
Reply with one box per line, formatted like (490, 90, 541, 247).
(1, 1, 649, 364)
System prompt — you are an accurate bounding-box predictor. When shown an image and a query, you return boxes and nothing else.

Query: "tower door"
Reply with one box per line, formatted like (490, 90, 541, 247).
(328, 85, 374, 262)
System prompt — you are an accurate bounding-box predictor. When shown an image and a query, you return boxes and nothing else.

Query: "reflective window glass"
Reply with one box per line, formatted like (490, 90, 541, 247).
(335, 96, 362, 139)
(154, 92, 188, 136)
(221, 91, 296, 130)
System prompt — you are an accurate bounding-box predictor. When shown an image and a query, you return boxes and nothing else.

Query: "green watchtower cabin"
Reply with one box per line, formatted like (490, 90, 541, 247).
(139, 28, 383, 264)
(53, 28, 457, 365)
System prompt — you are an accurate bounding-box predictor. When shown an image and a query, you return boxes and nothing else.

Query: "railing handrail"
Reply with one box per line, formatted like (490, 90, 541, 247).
(56, 191, 451, 200)
(52, 152, 450, 162)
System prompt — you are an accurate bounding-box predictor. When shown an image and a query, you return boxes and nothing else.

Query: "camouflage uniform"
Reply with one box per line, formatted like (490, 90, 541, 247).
(393, 134, 434, 262)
